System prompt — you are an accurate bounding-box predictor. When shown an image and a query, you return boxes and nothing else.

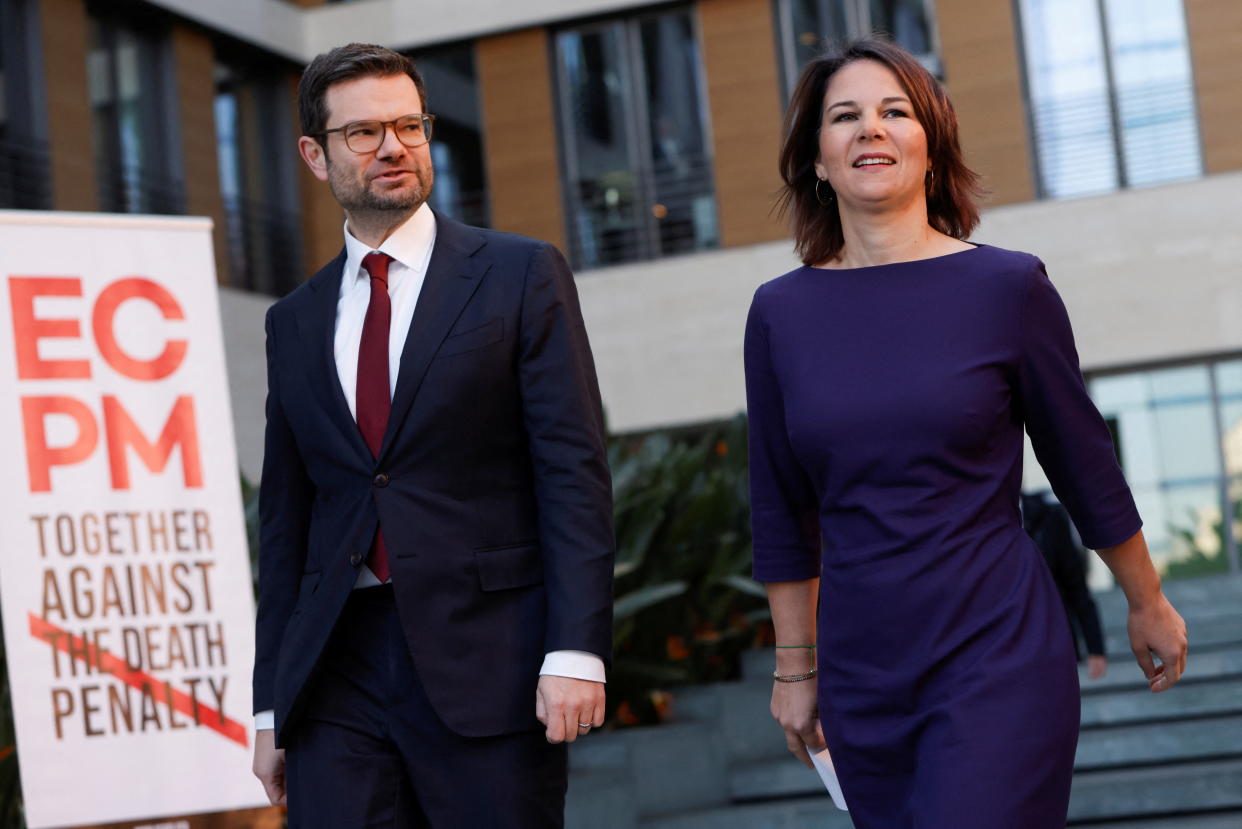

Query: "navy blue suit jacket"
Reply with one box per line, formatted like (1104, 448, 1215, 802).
(253, 215, 615, 746)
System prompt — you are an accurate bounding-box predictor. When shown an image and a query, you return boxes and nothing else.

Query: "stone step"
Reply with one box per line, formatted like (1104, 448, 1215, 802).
(566, 772, 639, 829)
(642, 795, 851, 829)
(1101, 610, 1242, 654)
(728, 716, 1242, 807)
(1068, 758, 1242, 822)
(1081, 644, 1242, 693)
(1082, 676, 1242, 727)
(566, 721, 731, 822)
(1093, 574, 1242, 619)
(730, 756, 834, 802)
(1076, 713, 1242, 769)
(1073, 811, 1242, 828)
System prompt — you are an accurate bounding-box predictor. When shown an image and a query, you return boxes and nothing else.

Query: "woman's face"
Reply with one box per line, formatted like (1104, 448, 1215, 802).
(814, 59, 930, 212)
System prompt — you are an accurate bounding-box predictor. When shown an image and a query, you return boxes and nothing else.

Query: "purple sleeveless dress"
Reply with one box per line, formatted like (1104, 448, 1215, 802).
(745, 245, 1141, 827)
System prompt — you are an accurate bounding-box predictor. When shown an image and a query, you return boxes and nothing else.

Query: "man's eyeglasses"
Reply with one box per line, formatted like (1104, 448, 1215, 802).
(316, 114, 436, 153)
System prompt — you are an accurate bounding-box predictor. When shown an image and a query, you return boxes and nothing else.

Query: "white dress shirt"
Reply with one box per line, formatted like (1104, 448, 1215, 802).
(255, 206, 603, 731)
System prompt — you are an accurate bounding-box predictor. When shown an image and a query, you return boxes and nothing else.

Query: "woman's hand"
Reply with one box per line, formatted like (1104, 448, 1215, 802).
(1127, 591, 1187, 693)
(771, 677, 826, 768)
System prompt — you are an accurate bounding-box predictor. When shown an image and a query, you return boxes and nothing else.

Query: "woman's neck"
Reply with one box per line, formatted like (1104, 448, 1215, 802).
(826, 197, 943, 269)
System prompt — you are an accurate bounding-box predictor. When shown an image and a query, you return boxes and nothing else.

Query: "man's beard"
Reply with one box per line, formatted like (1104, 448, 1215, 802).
(328, 162, 433, 215)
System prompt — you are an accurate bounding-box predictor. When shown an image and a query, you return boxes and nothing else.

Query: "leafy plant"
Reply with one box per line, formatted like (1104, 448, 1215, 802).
(1166, 496, 1240, 580)
(607, 414, 771, 726)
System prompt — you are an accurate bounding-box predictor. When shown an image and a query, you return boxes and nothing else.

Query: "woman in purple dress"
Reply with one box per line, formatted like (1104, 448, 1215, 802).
(745, 39, 1188, 827)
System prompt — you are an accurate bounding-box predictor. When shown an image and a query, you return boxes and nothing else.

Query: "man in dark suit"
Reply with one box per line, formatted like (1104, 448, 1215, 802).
(1022, 491, 1108, 679)
(250, 43, 615, 827)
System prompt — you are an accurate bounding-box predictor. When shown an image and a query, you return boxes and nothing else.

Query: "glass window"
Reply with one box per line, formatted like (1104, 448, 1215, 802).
(214, 50, 303, 296)
(0, 0, 50, 209)
(776, 0, 940, 96)
(1087, 359, 1240, 579)
(88, 9, 182, 214)
(409, 43, 490, 229)
(1018, 0, 1201, 199)
(555, 7, 719, 269)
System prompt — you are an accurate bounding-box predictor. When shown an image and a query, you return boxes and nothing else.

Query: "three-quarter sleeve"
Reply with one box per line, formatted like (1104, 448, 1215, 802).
(1017, 261, 1142, 550)
(745, 286, 821, 582)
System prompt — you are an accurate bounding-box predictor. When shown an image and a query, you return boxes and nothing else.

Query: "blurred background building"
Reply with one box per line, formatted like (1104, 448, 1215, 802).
(1, 0, 1239, 585)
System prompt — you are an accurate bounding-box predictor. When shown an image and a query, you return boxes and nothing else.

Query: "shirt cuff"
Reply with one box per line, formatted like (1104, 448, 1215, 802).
(539, 650, 606, 683)
(255, 710, 275, 731)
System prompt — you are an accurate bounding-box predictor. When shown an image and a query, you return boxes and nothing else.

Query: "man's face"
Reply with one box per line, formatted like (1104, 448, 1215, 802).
(313, 74, 434, 216)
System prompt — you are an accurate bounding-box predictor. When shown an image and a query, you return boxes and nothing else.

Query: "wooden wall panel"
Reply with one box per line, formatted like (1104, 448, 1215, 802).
(1185, 0, 1242, 174)
(290, 72, 346, 271)
(936, 0, 1035, 206)
(476, 28, 567, 252)
(172, 25, 230, 284)
(698, 0, 788, 247)
(39, 0, 97, 211)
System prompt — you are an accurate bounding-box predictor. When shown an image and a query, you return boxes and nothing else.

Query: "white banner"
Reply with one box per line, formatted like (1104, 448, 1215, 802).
(0, 211, 264, 827)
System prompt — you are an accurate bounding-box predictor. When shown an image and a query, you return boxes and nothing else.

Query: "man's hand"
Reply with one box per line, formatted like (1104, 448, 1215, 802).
(771, 678, 825, 769)
(1087, 654, 1108, 680)
(535, 675, 605, 743)
(252, 728, 287, 805)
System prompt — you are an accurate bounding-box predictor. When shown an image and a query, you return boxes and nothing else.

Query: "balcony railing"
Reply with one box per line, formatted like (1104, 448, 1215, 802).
(567, 153, 719, 270)
(0, 133, 52, 210)
(96, 161, 185, 216)
(222, 194, 304, 297)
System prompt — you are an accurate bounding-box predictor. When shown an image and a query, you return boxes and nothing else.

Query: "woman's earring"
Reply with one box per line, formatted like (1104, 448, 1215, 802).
(815, 178, 835, 206)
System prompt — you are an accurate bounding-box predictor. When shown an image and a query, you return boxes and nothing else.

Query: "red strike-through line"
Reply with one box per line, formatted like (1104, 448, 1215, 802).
(28, 613, 249, 748)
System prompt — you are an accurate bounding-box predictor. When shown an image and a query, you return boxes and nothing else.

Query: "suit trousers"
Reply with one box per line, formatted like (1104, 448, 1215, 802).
(285, 585, 568, 828)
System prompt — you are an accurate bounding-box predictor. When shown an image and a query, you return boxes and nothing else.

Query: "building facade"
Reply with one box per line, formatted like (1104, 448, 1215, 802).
(2, 0, 1239, 577)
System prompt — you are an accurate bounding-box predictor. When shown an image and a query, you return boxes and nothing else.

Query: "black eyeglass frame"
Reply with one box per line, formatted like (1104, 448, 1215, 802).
(314, 114, 437, 153)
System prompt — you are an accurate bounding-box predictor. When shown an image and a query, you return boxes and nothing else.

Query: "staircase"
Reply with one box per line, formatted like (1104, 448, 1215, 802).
(565, 574, 1242, 827)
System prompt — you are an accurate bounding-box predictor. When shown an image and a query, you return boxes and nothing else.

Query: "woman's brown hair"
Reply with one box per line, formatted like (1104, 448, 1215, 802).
(776, 38, 983, 266)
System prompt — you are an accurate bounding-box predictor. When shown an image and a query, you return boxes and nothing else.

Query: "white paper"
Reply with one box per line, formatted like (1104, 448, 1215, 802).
(809, 745, 849, 811)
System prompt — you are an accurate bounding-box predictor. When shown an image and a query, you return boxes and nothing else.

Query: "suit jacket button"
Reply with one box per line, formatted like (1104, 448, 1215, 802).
(373, 473, 389, 488)
(349, 551, 363, 566)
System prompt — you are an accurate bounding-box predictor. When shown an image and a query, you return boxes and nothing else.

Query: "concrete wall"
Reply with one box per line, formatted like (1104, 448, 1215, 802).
(218, 171, 1242, 451)
(218, 287, 274, 484)
(573, 170, 1242, 434)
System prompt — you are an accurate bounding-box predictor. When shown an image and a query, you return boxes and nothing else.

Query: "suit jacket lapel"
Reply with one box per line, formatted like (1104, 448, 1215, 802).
(296, 249, 373, 464)
(378, 216, 489, 462)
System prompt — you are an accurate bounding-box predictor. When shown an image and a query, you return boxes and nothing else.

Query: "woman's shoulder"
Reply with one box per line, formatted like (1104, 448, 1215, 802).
(967, 243, 1046, 279)
(751, 264, 814, 308)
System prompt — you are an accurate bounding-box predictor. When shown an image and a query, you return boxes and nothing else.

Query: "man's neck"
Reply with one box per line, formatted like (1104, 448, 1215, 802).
(345, 206, 420, 249)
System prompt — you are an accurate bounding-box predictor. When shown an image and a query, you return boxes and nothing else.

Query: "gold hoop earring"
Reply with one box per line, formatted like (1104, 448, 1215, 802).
(815, 178, 834, 206)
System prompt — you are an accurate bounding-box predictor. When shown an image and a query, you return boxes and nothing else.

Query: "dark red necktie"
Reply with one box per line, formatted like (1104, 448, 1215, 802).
(357, 252, 393, 582)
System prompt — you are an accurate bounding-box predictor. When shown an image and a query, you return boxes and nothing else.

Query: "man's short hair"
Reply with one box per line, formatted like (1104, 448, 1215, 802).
(298, 43, 427, 142)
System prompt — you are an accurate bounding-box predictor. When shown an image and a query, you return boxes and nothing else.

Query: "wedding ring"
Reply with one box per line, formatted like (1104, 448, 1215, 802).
(577, 722, 592, 729)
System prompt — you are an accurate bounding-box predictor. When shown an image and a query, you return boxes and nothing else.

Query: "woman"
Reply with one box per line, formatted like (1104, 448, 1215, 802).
(745, 39, 1187, 827)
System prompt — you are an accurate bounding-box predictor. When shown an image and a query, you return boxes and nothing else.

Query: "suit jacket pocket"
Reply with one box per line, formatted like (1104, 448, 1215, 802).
(293, 570, 321, 613)
(474, 543, 542, 591)
(436, 317, 504, 359)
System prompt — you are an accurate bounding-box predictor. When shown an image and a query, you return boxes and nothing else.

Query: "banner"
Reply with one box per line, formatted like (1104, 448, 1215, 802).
(0, 211, 264, 827)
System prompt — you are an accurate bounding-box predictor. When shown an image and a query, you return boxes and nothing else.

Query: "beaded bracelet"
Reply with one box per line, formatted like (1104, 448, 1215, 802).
(773, 668, 818, 683)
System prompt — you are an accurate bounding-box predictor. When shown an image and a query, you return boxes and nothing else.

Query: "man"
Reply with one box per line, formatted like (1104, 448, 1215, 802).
(1022, 491, 1109, 679)
(251, 43, 614, 827)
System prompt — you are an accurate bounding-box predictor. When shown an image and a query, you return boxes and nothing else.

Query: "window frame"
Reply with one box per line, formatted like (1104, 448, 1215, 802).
(550, 4, 719, 270)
